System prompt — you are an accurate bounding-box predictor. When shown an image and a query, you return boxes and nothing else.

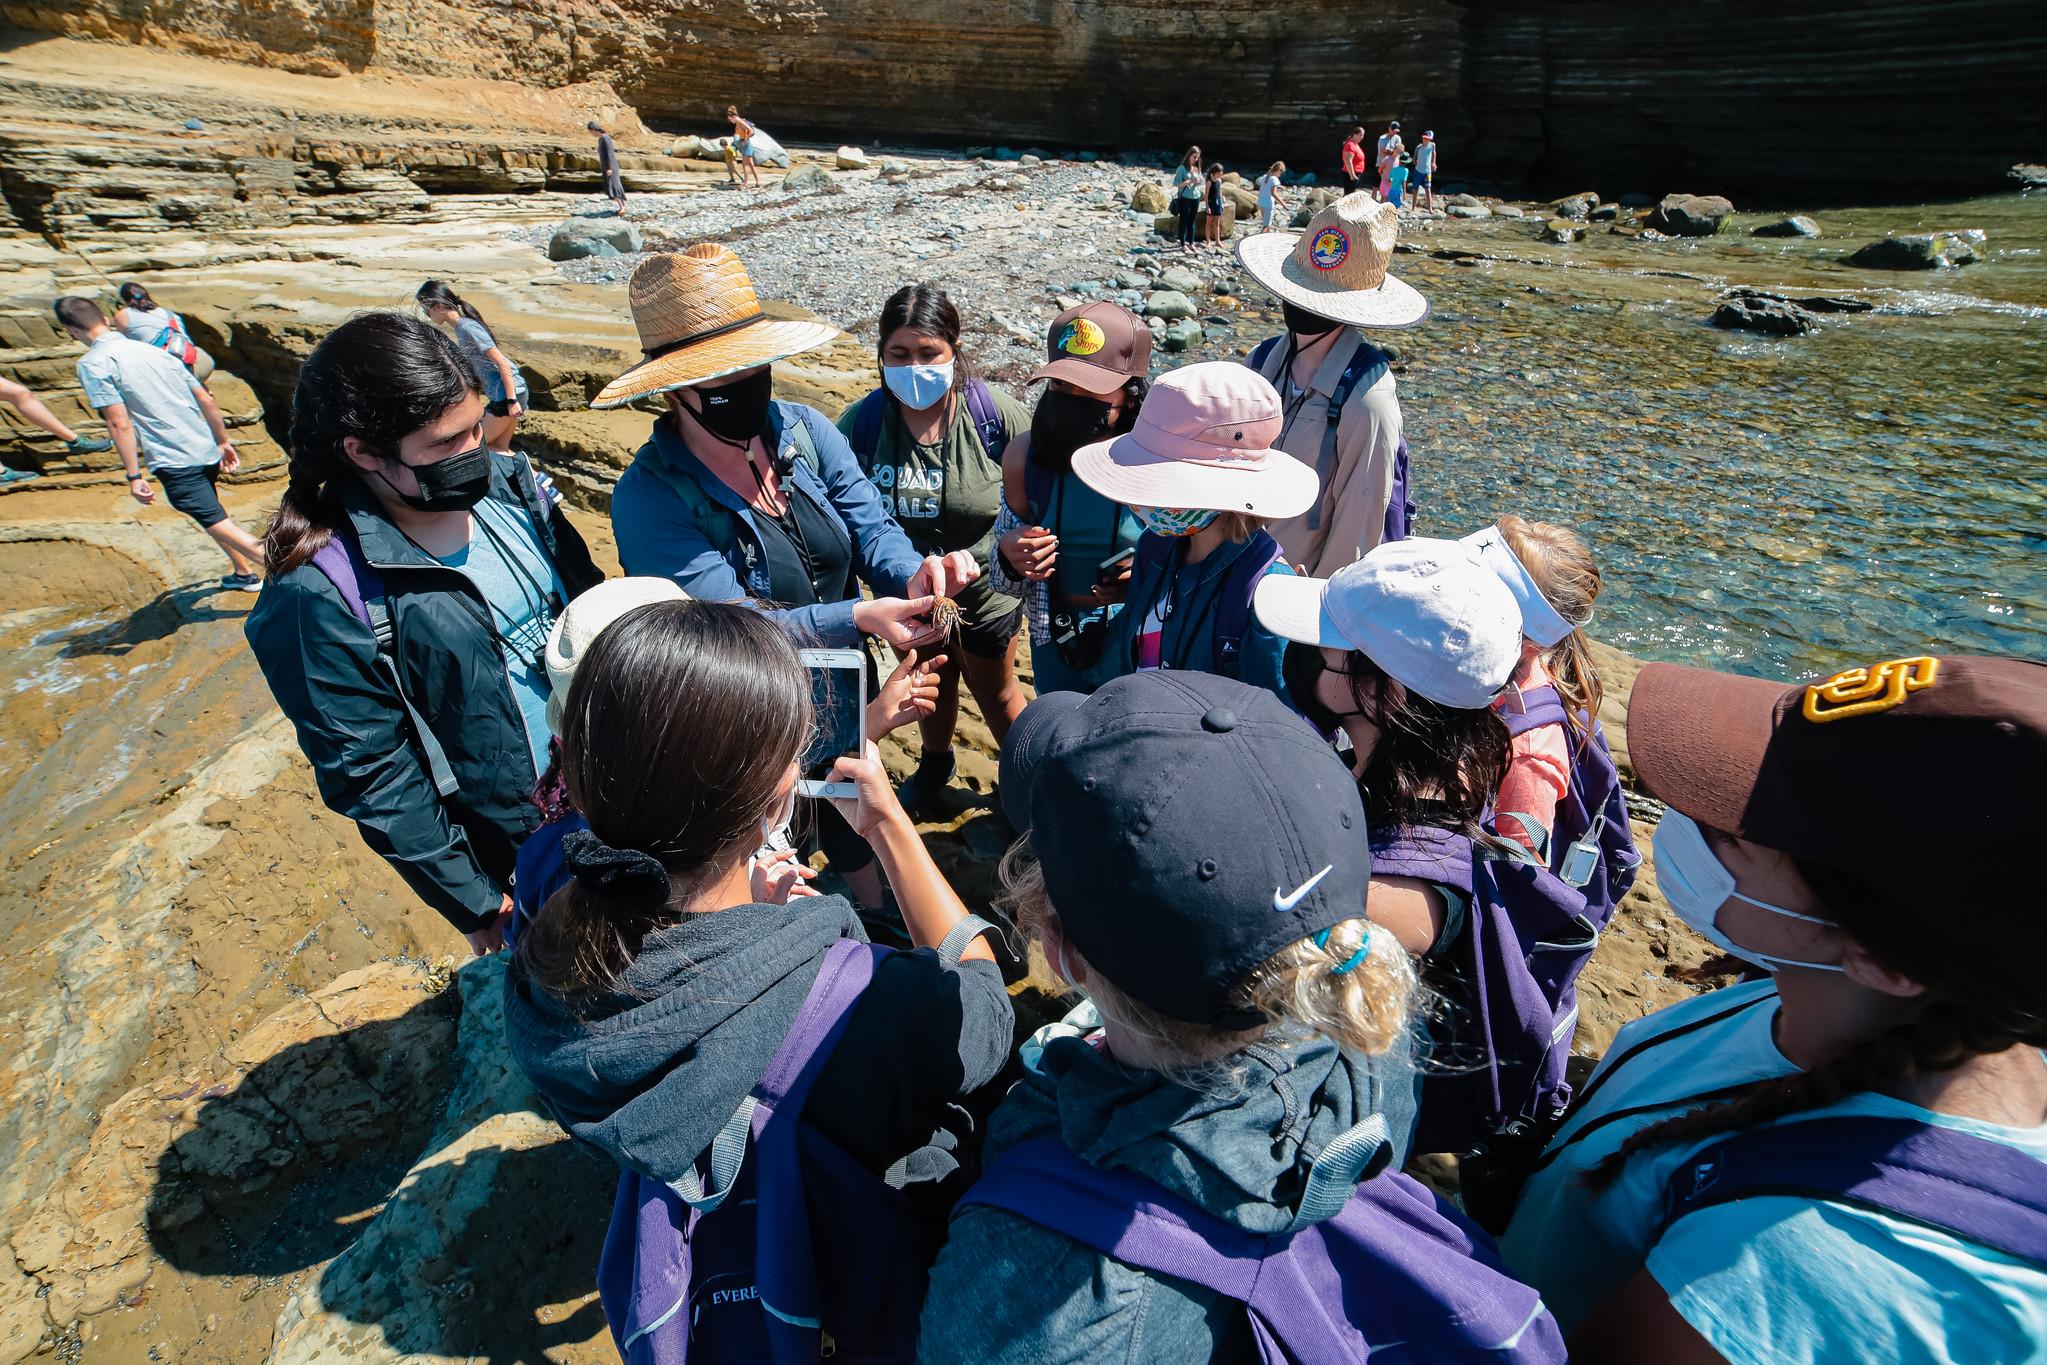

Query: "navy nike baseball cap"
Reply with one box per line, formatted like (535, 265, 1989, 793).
(1000, 671, 1369, 1027)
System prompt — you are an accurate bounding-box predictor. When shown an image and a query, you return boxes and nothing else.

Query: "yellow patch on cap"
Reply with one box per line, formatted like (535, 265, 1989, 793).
(1058, 318, 1106, 356)
(1802, 655, 1939, 723)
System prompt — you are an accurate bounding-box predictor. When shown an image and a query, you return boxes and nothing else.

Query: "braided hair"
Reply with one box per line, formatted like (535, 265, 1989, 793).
(265, 312, 478, 573)
(1586, 857, 2047, 1186)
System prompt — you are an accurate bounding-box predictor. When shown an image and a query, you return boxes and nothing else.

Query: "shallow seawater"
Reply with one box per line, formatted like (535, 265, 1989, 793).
(1202, 193, 2047, 678)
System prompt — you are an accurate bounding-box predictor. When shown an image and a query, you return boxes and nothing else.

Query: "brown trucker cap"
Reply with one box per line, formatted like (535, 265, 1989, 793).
(1029, 302, 1153, 394)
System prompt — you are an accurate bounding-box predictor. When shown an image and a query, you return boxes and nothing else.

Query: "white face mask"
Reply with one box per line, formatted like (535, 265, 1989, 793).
(760, 781, 797, 850)
(882, 361, 955, 411)
(1651, 812, 1843, 974)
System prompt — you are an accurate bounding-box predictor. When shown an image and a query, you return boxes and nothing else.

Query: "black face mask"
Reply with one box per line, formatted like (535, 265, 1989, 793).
(683, 367, 775, 446)
(1284, 641, 1367, 738)
(1280, 300, 1340, 341)
(1029, 390, 1115, 472)
(383, 444, 491, 513)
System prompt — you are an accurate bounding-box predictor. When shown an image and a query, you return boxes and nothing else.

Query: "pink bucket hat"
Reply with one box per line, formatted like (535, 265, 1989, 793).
(1070, 361, 1318, 518)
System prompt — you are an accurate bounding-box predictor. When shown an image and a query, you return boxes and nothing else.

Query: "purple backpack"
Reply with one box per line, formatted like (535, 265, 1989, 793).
(1493, 684, 1641, 928)
(962, 1136, 1565, 1363)
(1665, 1115, 2047, 1268)
(1371, 826, 1599, 1229)
(597, 938, 930, 1363)
(1248, 333, 1415, 544)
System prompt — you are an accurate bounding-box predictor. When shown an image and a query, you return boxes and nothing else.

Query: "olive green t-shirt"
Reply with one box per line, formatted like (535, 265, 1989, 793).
(838, 382, 1031, 569)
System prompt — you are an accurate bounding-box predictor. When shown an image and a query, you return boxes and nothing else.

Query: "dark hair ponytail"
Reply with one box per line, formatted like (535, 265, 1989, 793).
(266, 312, 480, 573)
(118, 282, 157, 311)
(877, 283, 972, 397)
(514, 600, 813, 1002)
(416, 279, 490, 333)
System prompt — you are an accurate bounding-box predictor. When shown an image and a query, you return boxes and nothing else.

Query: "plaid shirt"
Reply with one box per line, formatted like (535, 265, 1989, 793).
(987, 497, 1053, 646)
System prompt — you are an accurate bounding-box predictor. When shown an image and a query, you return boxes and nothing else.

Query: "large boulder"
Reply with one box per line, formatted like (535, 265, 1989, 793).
(546, 218, 642, 261)
(1753, 215, 1823, 239)
(1712, 289, 1817, 336)
(1156, 265, 1203, 294)
(1144, 290, 1199, 320)
(781, 164, 836, 196)
(835, 146, 870, 170)
(1446, 203, 1491, 219)
(1446, 192, 1484, 209)
(667, 135, 708, 160)
(1648, 193, 1735, 237)
(1160, 318, 1204, 352)
(1845, 230, 1982, 270)
(1223, 183, 1260, 218)
(1543, 219, 1587, 244)
(1550, 192, 1599, 221)
(1130, 181, 1169, 214)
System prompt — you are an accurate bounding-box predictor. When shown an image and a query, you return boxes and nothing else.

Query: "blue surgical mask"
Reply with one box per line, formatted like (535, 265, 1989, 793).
(1133, 505, 1221, 538)
(1651, 812, 1843, 974)
(882, 361, 954, 411)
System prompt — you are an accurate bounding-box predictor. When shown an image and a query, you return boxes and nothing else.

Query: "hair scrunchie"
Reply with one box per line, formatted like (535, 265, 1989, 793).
(562, 828, 672, 904)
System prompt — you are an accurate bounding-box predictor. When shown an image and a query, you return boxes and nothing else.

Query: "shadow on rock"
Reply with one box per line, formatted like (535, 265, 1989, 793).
(62, 583, 253, 657)
(146, 958, 616, 1363)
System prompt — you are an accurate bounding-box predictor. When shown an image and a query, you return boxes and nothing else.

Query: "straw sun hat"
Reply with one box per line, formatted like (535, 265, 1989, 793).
(592, 243, 841, 409)
(1235, 193, 1429, 330)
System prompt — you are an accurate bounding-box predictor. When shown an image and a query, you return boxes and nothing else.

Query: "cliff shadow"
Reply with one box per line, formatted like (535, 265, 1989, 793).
(147, 981, 614, 1361)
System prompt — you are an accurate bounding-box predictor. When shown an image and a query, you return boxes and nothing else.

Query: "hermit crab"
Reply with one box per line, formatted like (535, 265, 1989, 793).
(926, 595, 962, 640)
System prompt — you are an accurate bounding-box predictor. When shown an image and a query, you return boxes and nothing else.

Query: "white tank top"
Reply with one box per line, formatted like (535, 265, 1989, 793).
(119, 305, 181, 345)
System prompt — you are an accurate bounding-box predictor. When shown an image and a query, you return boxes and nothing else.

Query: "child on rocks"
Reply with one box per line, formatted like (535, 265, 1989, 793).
(1204, 162, 1228, 249)
(917, 670, 1565, 1363)
(504, 598, 1010, 1361)
(1078, 362, 1315, 708)
(1503, 654, 2047, 1363)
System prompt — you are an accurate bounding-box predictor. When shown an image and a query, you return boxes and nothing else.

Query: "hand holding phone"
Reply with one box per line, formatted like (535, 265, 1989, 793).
(796, 648, 867, 800)
(1096, 547, 1136, 582)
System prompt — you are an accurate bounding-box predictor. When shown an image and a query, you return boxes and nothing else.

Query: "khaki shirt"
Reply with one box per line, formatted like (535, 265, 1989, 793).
(1253, 326, 1405, 578)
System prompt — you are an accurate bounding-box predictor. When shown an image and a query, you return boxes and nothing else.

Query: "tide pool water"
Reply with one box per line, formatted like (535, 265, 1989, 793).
(1222, 193, 2046, 679)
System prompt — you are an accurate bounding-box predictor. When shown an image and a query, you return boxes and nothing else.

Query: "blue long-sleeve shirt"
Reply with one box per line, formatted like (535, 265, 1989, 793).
(611, 401, 925, 646)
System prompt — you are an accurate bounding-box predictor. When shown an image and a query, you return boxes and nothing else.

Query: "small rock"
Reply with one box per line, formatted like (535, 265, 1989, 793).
(1753, 215, 1822, 239)
(1145, 290, 1199, 321)
(2009, 163, 2047, 191)
(1113, 270, 1149, 290)
(1713, 290, 1817, 336)
(1542, 219, 1586, 244)
(547, 219, 642, 261)
(834, 146, 870, 170)
(781, 164, 835, 195)
(1648, 193, 1735, 237)
(1846, 230, 1982, 270)
(879, 158, 910, 176)
(1446, 192, 1484, 209)
(1446, 203, 1491, 219)
(1156, 266, 1203, 293)
(1161, 318, 1204, 352)
(1129, 182, 1169, 214)
(1019, 154, 1043, 168)
(1491, 204, 1525, 219)
(1550, 192, 1599, 221)
(1589, 203, 1619, 221)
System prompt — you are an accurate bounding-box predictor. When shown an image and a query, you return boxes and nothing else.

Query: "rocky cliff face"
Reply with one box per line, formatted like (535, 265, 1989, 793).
(5, 0, 2041, 198)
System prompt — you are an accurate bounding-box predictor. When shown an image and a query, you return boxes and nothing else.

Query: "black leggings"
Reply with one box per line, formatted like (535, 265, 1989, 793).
(1174, 196, 1199, 245)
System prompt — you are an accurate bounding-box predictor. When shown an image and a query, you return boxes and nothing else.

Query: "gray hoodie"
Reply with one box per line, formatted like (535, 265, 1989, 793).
(917, 1011, 1419, 1363)
(503, 894, 1013, 1188)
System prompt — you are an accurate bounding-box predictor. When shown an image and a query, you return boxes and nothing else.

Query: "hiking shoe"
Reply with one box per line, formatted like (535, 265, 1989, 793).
(0, 467, 40, 486)
(64, 435, 113, 455)
(894, 751, 956, 813)
(221, 572, 262, 593)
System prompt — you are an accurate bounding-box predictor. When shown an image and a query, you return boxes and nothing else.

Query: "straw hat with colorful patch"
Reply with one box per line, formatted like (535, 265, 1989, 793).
(1235, 193, 1429, 330)
(592, 243, 840, 409)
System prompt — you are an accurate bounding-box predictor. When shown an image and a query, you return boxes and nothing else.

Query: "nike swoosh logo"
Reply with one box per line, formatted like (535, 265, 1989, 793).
(1273, 864, 1334, 913)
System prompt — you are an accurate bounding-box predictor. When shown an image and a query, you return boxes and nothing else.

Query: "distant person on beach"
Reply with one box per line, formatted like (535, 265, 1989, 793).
(113, 283, 215, 384)
(245, 312, 603, 955)
(726, 105, 764, 189)
(1171, 145, 1203, 254)
(1257, 160, 1286, 230)
(1202, 161, 1228, 249)
(1079, 362, 1311, 707)
(1341, 126, 1369, 196)
(1237, 194, 1427, 577)
(587, 121, 628, 215)
(839, 283, 1030, 810)
(1503, 654, 2047, 1364)
(1376, 121, 1404, 201)
(417, 280, 528, 453)
(989, 302, 1149, 695)
(0, 375, 111, 484)
(55, 295, 263, 590)
(1412, 130, 1438, 210)
(921, 670, 1564, 1363)
(502, 598, 1009, 1362)
(598, 245, 971, 931)
(1386, 160, 1409, 208)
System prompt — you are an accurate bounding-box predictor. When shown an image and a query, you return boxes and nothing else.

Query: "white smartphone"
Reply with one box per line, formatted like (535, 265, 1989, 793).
(795, 648, 866, 801)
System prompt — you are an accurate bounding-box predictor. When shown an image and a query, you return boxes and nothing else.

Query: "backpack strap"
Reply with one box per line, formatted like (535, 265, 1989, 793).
(963, 378, 1009, 462)
(1301, 339, 1389, 533)
(845, 390, 887, 471)
(1211, 535, 1283, 677)
(1496, 683, 1572, 738)
(1664, 1115, 2047, 1269)
(1023, 458, 1055, 523)
(308, 533, 460, 800)
(1247, 334, 1281, 376)
(774, 404, 823, 478)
